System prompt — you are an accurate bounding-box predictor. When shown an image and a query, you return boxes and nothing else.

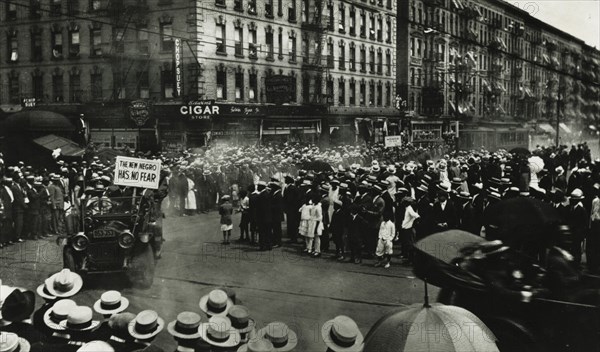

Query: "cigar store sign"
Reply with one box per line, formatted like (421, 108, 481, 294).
(180, 100, 219, 120)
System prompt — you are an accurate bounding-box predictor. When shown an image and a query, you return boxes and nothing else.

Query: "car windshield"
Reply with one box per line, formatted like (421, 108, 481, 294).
(84, 195, 144, 216)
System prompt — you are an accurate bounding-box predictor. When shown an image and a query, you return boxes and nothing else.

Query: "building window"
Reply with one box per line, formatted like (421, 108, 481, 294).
(385, 83, 391, 106)
(377, 83, 382, 106)
(302, 37, 309, 63)
(161, 65, 174, 99)
(326, 79, 333, 104)
(327, 42, 334, 68)
(359, 10, 366, 38)
(266, 30, 274, 60)
(377, 16, 382, 41)
(32, 73, 43, 101)
(91, 72, 102, 100)
(278, 0, 282, 16)
(249, 72, 257, 102)
(53, 73, 64, 102)
(327, 2, 334, 30)
(234, 27, 243, 56)
(6, 2, 17, 20)
(69, 27, 80, 58)
(235, 72, 244, 101)
(113, 71, 126, 100)
(349, 8, 355, 35)
(301, 0, 307, 22)
(248, 26, 257, 58)
(137, 26, 149, 53)
(137, 71, 149, 98)
(302, 75, 310, 103)
(50, 0, 61, 15)
(52, 30, 63, 59)
(278, 29, 283, 59)
(67, 0, 78, 15)
(368, 81, 374, 105)
(90, 0, 101, 10)
(7, 33, 18, 62)
(288, 33, 297, 62)
(369, 47, 375, 73)
(338, 80, 345, 105)
(30, 0, 42, 18)
(234, 0, 243, 11)
(91, 27, 102, 56)
(369, 13, 375, 40)
(359, 45, 366, 72)
(349, 44, 355, 71)
(216, 70, 226, 100)
(377, 50, 382, 75)
(288, 0, 296, 22)
(9, 73, 20, 104)
(160, 23, 173, 51)
(265, 0, 273, 17)
(339, 42, 345, 70)
(385, 50, 391, 75)
(338, 3, 345, 33)
(349, 80, 355, 105)
(359, 81, 365, 105)
(385, 17, 391, 43)
(289, 74, 297, 102)
(410, 68, 415, 85)
(31, 31, 43, 61)
(216, 23, 226, 54)
(114, 27, 125, 53)
(69, 73, 81, 102)
(247, 0, 256, 14)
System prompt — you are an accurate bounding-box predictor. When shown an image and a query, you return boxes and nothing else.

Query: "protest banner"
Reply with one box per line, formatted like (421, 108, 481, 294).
(384, 136, 403, 148)
(114, 156, 161, 189)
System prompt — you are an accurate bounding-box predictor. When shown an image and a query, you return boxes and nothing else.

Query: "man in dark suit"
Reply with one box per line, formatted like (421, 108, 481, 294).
(364, 185, 386, 257)
(269, 182, 284, 248)
(568, 189, 589, 265)
(283, 176, 301, 243)
(256, 182, 272, 251)
(380, 181, 396, 223)
(0, 176, 14, 247)
(10, 174, 27, 243)
(432, 184, 457, 232)
(347, 205, 366, 264)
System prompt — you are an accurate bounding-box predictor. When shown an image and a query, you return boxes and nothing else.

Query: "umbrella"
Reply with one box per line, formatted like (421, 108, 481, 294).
(363, 302, 499, 352)
(509, 147, 531, 156)
(485, 197, 559, 245)
(415, 230, 484, 265)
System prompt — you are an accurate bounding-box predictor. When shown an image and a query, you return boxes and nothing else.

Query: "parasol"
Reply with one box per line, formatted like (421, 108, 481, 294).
(485, 197, 559, 245)
(363, 301, 499, 352)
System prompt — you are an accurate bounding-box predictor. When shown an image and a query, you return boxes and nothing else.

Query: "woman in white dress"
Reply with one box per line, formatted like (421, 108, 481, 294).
(184, 175, 197, 215)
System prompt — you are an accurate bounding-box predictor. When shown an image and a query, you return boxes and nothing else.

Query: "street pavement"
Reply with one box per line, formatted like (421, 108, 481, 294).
(0, 211, 438, 351)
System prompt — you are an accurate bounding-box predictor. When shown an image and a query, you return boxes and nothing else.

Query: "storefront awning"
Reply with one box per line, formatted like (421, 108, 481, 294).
(33, 134, 85, 157)
(559, 122, 572, 134)
(538, 123, 556, 134)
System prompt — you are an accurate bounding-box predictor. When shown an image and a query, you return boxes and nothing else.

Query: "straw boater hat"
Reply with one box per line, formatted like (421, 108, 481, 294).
(199, 316, 241, 348)
(59, 306, 100, 332)
(0, 332, 30, 352)
(36, 281, 57, 301)
(321, 315, 364, 352)
(167, 311, 203, 340)
(44, 269, 83, 298)
(43, 299, 77, 331)
(199, 289, 233, 317)
(93, 291, 130, 316)
(128, 310, 165, 340)
(257, 322, 298, 352)
(571, 188, 585, 200)
(237, 338, 275, 352)
(77, 341, 115, 352)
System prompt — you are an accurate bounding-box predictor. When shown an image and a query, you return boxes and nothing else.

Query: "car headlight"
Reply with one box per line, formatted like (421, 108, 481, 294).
(72, 233, 89, 251)
(118, 230, 135, 249)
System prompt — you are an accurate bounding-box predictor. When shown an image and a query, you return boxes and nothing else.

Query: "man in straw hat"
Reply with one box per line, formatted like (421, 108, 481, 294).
(256, 322, 297, 352)
(167, 311, 203, 351)
(128, 310, 165, 347)
(321, 315, 364, 352)
(432, 182, 457, 232)
(198, 316, 240, 349)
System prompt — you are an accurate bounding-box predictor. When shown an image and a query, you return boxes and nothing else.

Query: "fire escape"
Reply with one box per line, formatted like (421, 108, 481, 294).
(486, 14, 507, 119)
(301, 0, 331, 106)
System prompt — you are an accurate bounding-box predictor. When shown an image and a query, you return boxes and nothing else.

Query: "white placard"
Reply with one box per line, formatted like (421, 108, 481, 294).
(384, 135, 403, 148)
(114, 156, 161, 189)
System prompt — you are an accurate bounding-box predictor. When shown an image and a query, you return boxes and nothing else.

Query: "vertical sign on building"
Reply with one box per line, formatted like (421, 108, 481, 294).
(173, 38, 183, 98)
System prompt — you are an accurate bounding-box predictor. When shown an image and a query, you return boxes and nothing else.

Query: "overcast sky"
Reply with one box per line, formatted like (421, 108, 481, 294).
(504, 0, 600, 48)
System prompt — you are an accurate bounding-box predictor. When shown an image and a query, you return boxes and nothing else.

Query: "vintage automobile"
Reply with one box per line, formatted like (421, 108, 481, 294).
(62, 194, 159, 288)
(413, 230, 600, 352)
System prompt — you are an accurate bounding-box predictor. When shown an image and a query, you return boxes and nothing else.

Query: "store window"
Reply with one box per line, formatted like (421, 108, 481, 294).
(235, 72, 244, 101)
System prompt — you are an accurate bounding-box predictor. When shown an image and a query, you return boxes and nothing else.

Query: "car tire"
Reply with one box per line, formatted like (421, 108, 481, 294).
(128, 244, 155, 289)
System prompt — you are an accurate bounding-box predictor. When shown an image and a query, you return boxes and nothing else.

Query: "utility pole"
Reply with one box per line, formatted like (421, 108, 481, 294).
(555, 85, 561, 147)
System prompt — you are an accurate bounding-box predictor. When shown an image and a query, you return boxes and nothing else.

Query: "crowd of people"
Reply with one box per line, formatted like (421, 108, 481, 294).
(0, 272, 365, 351)
(1, 140, 600, 351)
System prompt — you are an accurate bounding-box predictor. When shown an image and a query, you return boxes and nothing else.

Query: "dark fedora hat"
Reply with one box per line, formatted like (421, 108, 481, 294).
(0, 287, 35, 323)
